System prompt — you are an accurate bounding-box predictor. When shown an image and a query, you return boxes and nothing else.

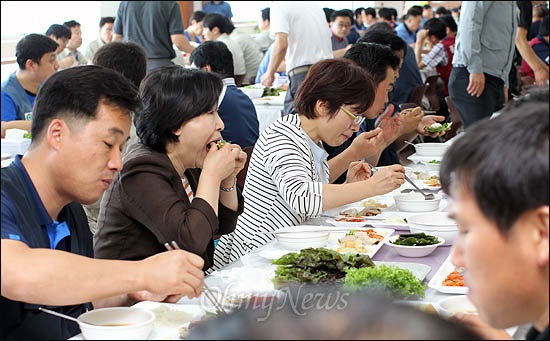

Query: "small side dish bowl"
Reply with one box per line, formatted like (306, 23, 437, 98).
(385, 234, 444, 257)
(413, 143, 449, 157)
(275, 231, 329, 250)
(241, 86, 264, 99)
(77, 307, 155, 340)
(420, 160, 441, 171)
(434, 295, 478, 319)
(393, 192, 442, 212)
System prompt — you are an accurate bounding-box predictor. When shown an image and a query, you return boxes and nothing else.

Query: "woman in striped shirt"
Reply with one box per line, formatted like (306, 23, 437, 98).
(214, 59, 405, 269)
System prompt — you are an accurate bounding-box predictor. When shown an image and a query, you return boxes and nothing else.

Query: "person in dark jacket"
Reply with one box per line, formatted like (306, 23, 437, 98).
(94, 66, 246, 271)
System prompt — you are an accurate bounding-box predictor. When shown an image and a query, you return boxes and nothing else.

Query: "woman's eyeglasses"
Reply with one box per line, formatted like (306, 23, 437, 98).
(340, 106, 365, 126)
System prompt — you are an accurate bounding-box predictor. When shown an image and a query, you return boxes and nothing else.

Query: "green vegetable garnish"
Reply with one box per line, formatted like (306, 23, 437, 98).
(262, 87, 280, 97)
(216, 139, 227, 150)
(23, 132, 32, 139)
(424, 122, 452, 133)
(344, 265, 426, 299)
(428, 160, 441, 164)
(390, 233, 440, 246)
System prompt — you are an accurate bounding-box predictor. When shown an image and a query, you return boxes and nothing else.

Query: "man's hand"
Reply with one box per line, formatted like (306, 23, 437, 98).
(467, 73, 485, 97)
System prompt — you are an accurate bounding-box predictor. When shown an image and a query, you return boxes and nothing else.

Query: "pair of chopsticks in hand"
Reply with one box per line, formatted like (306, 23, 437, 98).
(163, 241, 227, 315)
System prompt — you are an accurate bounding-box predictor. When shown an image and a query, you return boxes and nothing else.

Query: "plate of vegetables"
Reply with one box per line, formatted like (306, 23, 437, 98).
(385, 233, 444, 257)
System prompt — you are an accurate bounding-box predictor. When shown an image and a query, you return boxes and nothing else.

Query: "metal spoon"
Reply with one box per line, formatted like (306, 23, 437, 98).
(403, 174, 435, 200)
(403, 140, 416, 147)
(38, 307, 97, 326)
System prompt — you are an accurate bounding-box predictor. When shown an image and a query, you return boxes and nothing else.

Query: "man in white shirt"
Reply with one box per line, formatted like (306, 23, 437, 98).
(260, 2, 333, 115)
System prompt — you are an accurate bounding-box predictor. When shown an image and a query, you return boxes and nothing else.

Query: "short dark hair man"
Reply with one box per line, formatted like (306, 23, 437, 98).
(1, 34, 58, 136)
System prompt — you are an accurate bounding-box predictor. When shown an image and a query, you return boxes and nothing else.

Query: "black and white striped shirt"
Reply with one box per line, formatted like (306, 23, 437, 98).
(213, 114, 329, 269)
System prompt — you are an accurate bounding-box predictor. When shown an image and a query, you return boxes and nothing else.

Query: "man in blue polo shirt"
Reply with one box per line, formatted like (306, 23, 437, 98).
(1, 34, 58, 135)
(190, 40, 259, 148)
(1, 66, 205, 340)
(396, 7, 422, 46)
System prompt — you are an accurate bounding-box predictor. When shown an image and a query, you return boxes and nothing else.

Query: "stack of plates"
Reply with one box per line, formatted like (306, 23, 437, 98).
(275, 231, 329, 250)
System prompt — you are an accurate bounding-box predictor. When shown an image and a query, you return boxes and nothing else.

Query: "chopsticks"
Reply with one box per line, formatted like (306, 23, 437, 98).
(163, 241, 227, 315)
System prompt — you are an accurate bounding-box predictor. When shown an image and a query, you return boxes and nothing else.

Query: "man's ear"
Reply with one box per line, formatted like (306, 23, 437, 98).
(46, 119, 65, 151)
(534, 206, 549, 267)
(25, 59, 37, 72)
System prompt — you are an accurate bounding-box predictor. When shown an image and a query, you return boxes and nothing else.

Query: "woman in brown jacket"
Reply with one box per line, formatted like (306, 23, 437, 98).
(94, 66, 246, 271)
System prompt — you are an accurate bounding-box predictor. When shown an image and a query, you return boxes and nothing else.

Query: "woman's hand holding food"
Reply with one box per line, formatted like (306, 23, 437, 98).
(345, 161, 372, 183)
(366, 164, 405, 195)
(203, 141, 240, 182)
(349, 127, 385, 160)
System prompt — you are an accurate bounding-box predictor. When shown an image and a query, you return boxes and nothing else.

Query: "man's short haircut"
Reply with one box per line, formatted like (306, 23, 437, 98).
(534, 4, 549, 19)
(355, 7, 365, 17)
(423, 4, 432, 10)
(202, 13, 233, 34)
(406, 7, 422, 19)
(359, 28, 408, 58)
(323, 8, 335, 23)
(435, 6, 451, 17)
(423, 18, 447, 40)
(438, 15, 457, 33)
(330, 9, 353, 23)
(31, 65, 140, 144)
(99, 16, 115, 28)
(378, 8, 393, 21)
(294, 58, 375, 121)
(344, 42, 401, 85)
(261, 7, 270, 22)
(63, 20, 80, 29)
(389, 8, 398, 20)
(136, 66, 223, 153)
(189, 40, 234, 78)
(441, 88, 549, 236)
(539, 15, 549, 37)
(92, 41, 147, 88)
(45, 24, 71, 39)
(15, 33, 59, 69)
(365, 21, 394, 33)
(364, 7, 376, 18)
(190, 10, 206, 24)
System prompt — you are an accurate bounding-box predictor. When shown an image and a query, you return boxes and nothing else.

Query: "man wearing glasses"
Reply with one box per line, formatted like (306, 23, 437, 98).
(330, 9, 354, 58)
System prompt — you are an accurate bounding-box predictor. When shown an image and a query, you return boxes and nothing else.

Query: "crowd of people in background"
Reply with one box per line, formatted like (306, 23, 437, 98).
(1, 1, 549, 340)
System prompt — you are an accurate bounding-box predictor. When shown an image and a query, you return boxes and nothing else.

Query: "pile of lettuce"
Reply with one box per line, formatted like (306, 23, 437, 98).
(345, 265, 426, 299)
(272, 248, 426, 299)
(272, 248, 374, 285)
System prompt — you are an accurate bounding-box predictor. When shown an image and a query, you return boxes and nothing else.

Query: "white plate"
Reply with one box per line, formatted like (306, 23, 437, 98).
(428, 254, 468, 294)
(366, 212, 411, 230)
(411, 179, 442, 191)
(131, 301, 207, 340)
(408, 153, 443, 164)
(253, 95, 285, 105)
(375, 261, 431, 281)
(259, 248, 294, 260)
(325, 216, 370, 228)
(329, 228, 395, 258)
